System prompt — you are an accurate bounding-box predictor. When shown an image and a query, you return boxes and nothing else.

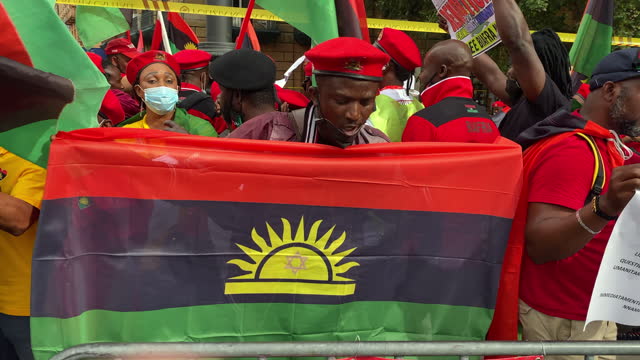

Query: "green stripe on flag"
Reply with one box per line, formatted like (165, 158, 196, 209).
(255, 0, 339, 44)
(32, 302, 492, 360)
(76, 6, 130, 48)
(0, 0, 108, 167)
(569, 13, 612, 78)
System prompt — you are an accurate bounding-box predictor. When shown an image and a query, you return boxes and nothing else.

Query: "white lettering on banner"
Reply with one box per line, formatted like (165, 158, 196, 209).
(586, 190, 640, 328)
(429, 0, 502, 56)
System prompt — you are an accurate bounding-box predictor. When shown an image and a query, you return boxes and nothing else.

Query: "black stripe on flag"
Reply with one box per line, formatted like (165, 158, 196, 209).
(586, 0, 614, 26)
(32, 198, 511, 318)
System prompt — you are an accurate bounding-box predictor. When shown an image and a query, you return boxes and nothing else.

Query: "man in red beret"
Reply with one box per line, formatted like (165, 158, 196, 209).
(369, 27, 424, 142)
(275, 85, 309, 112)
(226, 38, 390, 148)
(402, 39, 498, 143)
(86, 52, 126, 126)
(173, 49, 227, 134)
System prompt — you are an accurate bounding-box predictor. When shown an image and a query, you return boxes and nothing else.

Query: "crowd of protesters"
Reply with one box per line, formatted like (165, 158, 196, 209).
(2, 0, 640, 358)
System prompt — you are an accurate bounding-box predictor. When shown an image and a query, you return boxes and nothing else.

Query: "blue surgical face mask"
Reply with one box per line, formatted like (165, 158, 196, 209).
(143, 86, 179, 115)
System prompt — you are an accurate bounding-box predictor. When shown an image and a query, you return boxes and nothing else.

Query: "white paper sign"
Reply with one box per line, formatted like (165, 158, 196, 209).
(431, 0, 502, 56)
(586, 190, 640, 327)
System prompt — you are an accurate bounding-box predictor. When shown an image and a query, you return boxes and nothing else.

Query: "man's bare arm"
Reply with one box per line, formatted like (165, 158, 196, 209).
(0, 192, 38, 237)
(493, 0, 547, 102)
(472, 53, 511, 104)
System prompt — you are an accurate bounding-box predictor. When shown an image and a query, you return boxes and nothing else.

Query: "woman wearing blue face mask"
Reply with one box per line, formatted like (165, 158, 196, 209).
(117, 50, 218, 137)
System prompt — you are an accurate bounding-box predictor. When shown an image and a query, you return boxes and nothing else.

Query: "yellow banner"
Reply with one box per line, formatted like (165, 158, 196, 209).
(56, 0, 640, 47)
(467, 22, 501, 55)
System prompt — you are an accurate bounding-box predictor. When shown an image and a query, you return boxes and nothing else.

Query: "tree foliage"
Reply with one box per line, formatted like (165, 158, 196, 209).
(612, 0, 640, 37)
(367, 0, 640, 37)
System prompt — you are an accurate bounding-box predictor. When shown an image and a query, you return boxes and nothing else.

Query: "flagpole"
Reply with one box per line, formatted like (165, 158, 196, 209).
(235, 0, 256, 49)
(157, 11, 172, 55)
(275, 55, 307, 88)
(136, 10, 144, 52)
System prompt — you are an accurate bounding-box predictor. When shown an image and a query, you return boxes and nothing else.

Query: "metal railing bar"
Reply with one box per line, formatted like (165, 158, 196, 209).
(49, 341, 640, 360)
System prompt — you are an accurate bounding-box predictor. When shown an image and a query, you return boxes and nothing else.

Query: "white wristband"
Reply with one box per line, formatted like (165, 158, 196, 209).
(576, 210, 601, 235)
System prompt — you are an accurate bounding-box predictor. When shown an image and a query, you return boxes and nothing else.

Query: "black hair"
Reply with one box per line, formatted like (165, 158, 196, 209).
(106, 53, 122, 61)
(102, 58, 114, 70)
(389, 61, 414, 96)
(390, 61, 412, 83)
(180, 68, 207, 83)
(239, 86, 277, 107)
(531, 28, 572, 100)
(373, 42, 413, 94)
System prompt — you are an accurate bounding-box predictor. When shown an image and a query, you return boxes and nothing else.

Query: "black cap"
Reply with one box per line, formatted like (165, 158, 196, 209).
(590, 48, 640, 91)
(209, 49, 276, 91)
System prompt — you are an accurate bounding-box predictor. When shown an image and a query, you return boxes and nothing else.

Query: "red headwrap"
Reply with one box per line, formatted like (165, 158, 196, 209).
(126, 50, 181, 86)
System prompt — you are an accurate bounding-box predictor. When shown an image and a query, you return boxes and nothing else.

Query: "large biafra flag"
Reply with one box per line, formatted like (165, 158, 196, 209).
(31, 129, 522, 360)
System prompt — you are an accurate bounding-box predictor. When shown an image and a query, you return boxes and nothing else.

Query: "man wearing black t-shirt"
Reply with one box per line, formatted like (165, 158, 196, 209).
(468, 0, 573, 143)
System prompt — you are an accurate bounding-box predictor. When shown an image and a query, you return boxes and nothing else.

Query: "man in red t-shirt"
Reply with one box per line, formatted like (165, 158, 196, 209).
(507, 49, 640, 359)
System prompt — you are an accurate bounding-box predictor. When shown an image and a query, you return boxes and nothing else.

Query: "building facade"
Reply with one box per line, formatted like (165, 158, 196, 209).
(54, 3, 453, 94)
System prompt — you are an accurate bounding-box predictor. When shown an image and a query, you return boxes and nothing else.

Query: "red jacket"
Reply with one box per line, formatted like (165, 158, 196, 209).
(179, 82, 228, 134)
(402, 77, 498, 143)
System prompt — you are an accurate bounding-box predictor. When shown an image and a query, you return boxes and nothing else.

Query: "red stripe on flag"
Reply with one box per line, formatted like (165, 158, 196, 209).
(137, 30, 145, 52)
(247, 21, 261, 51)
(150, 19, 162, 50)
(167, 12, 199, 45)
(0, 3, 33, 67)
(235, 0, 256, 50)
(349, 0, 369, 42)
(45, 128, 522, 219)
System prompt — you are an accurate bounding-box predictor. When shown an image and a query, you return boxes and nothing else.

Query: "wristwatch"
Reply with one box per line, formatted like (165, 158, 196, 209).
(593, 196, 618, 221)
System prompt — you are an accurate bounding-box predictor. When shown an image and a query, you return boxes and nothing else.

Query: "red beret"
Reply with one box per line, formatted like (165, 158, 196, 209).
(105, 38, 141, 59)
(86, 52, 105, 73)
(304, 61, 313, 77)
(210, 82, 221, 101)
(174, 49, 212, 72)
(126, 51, 181, 86)
(275, 85, 310, 109)
(375, 28, 422, 72)
(305, 37, 390, 81)
(100, 90, 125, 125)
(577, 83, 591, 99)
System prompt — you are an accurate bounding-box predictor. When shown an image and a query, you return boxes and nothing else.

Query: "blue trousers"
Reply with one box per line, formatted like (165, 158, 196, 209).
(0, 314, 33, 360)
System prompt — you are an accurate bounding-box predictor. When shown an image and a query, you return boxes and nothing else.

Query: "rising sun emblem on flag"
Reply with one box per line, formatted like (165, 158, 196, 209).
(224, 217, 359, 296)
(184, 42, 198, 50)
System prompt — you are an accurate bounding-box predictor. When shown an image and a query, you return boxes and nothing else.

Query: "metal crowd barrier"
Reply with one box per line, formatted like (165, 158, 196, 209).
(50, 341, 640, 360)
